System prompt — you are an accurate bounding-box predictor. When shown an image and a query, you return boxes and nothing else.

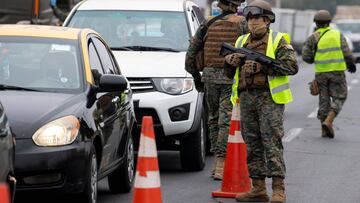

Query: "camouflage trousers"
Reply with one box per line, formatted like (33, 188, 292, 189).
(315, 71, 347, 121)
(204, 83, 232, 157)
(239, 89, 286, 178)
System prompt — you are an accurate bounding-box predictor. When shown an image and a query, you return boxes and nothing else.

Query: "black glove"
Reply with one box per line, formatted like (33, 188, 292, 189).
(348, 63, 356, 74)
(194, 79, 204, 92)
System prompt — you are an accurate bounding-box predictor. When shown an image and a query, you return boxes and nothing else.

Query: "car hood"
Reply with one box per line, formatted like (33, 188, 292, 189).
(0, 91, 84, 139)
(112, 51, 190, 78)
(345, 33, 360, 41)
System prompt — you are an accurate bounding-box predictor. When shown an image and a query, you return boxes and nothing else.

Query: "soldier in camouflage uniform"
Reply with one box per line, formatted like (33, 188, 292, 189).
(224, 1, 298, 202)
(185, 0, 248, 180)
(302, 10, 356, 138)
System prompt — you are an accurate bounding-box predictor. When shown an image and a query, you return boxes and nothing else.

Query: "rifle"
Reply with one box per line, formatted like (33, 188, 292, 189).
(219, 42, 290, 72)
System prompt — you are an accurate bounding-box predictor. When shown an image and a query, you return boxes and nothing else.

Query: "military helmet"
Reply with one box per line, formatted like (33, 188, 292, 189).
(218, 0, 245, 13)
(314, 10, 332, 23)
(243, 0, 275, 23)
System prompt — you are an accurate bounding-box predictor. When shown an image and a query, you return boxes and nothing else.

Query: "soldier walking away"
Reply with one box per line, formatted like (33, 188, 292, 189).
(302, 10, 356, 139)
(185, 0, 248, 180)
(224, 0, 298, 202)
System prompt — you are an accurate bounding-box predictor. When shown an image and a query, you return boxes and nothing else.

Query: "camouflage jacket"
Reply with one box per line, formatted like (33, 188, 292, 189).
(302, 27, 354, 66)
(185, 14, 248, 84)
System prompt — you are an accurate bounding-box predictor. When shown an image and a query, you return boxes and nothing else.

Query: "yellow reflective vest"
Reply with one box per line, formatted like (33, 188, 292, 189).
(314, 27, 346, 72)
(231, 29, 293, 106)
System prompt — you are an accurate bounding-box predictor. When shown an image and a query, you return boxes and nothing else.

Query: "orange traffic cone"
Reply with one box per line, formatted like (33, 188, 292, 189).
(212, 99, 251, 198)
(133, 116, 162, 203)
(0, 183, 10, 203)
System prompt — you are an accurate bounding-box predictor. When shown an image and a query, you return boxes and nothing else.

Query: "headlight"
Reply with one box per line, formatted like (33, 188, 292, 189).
(153, 78, 193, 95)
(32, 116, 80, 147)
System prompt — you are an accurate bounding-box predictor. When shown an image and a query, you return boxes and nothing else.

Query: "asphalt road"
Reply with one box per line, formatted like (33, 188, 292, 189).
(15, 59, 360, 203)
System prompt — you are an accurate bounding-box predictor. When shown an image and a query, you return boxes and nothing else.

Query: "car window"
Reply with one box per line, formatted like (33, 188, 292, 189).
(88, 41, 104, 85)
(192, 6, 203, 30)
(336, 22, 360, 34)
(0, 36, 82, 92)
(67, 10, 190, 51)
(92, 37, 115, 74)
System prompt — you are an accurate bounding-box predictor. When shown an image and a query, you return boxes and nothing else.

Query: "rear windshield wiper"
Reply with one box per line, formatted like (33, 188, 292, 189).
(0, 84, 42, 92)
(111, 46, 180, 52)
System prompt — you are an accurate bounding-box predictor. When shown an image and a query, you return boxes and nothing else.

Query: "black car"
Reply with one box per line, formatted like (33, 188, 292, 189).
(0, 25, 135, 203)
(0, 101, 15, 201)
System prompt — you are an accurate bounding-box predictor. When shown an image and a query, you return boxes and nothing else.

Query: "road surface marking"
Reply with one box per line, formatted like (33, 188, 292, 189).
(351, 79, 359, 84)
(348, 86, 352, 91)
(283, 128, 303, 142)
(308, 108, 318, 118)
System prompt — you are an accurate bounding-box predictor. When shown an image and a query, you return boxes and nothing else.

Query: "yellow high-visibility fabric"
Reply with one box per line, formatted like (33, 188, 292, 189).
(314, 28, 346, 72)
(230, 29, 293, 105)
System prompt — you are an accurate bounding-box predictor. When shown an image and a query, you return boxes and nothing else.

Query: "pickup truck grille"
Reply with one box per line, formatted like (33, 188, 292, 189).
(127, 78, 155, 93)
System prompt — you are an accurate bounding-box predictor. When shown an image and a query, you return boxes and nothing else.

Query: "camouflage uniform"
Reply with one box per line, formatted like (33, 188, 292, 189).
(302, 29, 353, 121)
(185, 15, 248, 157)
(230, 32, 298, 178)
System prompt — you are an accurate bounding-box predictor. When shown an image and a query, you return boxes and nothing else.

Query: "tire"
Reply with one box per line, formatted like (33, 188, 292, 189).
(81, 145, 98, 203)
(108, 136, 135, 193)
(180, 112, 206, 171)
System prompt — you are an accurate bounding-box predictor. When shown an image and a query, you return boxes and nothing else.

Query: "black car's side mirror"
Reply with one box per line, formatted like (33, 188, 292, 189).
(98, 74, 128, 93)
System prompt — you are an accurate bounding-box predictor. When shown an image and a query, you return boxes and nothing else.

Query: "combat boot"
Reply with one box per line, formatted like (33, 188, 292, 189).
(321, 122, 327, 137)
(322, 111, 336, 138)
(271, 177, 286, 203)
(213, 156, 225, 180)
(235, 178, 269, 202)
(211, 156, 218, 178)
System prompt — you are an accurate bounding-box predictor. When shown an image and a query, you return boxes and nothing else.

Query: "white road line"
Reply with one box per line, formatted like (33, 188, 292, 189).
(283, 128, 303, 143)
(308, 108, 318, 118)
(351, 79, 359, 84)
(348, 86, 352, 91)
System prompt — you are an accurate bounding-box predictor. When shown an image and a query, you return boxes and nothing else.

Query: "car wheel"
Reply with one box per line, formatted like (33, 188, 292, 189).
(180, 111, 206, 171)
(108, 136, 135, 193)
(81, 145, 98, 203)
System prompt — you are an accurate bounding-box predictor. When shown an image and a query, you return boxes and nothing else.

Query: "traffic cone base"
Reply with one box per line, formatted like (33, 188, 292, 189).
(0, 184, 10, 203)
(133, 188, 162, 203)
(212, 100, 251, 198)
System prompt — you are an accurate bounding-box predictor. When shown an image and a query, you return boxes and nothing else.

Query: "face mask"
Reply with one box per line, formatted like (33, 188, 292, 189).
(251, 23, 268, 39)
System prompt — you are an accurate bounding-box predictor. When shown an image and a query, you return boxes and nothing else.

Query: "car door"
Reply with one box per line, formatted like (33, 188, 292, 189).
(91, 36, 128, 167)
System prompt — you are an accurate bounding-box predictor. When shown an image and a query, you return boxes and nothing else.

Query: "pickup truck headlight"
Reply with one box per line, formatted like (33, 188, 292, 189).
(32, 116, 80, 147)
(153, 78, 193, 95)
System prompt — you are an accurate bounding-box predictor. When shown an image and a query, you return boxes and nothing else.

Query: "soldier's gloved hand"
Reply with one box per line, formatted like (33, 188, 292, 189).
(224, 53, 245, 67)
(242, 60, 262, 74)
(50, 0, 57, 7)
(194, 79, 204, 92)
(348, 63, 357, 74)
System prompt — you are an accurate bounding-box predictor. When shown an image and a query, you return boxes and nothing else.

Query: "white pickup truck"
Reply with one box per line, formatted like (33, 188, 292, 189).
(64, 0, 208, 171)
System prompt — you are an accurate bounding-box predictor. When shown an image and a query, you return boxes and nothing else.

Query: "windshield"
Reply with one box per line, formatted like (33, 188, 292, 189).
(68, 10, 190, 51)
(0, 37, 82, 92)
(336, 22, 360, 34)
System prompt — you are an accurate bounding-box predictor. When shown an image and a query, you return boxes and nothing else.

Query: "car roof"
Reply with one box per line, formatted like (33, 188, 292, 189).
(335, 19, 360, 24)
(0, 25, 83, 40)
(77, 0, 186, 12)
